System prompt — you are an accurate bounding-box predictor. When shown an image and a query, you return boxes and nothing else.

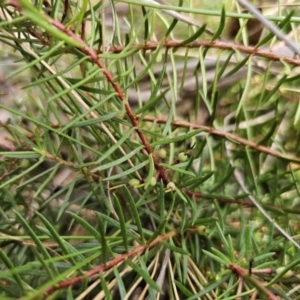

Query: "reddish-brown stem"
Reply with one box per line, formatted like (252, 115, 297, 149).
(107, 40, 300, 67)
(7, 2, 300, 68)
(44, 229, 179, 295)
(228, 264, 278, 300)
(251, 268, 275, 275)
(28, 29, 50, 46)
(139, 116, 300, 163)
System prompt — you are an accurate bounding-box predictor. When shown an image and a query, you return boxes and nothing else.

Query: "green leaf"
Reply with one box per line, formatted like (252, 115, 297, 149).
(179, 171, 214, 189)
(210, 247, 231, 264)
(173, 185, 189, 203)
(95, 212, 145, 242)
(175, 280, 194, 297)
(181, 24, 207, 45)
(187, 217, 218, 227)
(187, 274, 231, 300)
(151, 129, 204, 146)
(103, 159, 149, 181)
(159, 162, 195, 177)
(0, 249, 26, 293)
(255, 10, 294, 48)
(212, 6, 226, 41)
(136, 52, 168, 115)
(96, 127, 137, 164)
(124, 186, 145, 242)
(215, 222, 229, 249)
(125, 259, 163, 293)
(36, 212, 78, 266)
(113, 268, 126, 299)
(69, 111, 120, 128)
(96, 214, 109, 264)
(0, 158, 44, 190)
(93, 145, 143, 172)
(113, 194, 129, 252)
(144, 154, 155, 189)
(244, 224, 252, 261)
(14, 210, 57, 273)
(99, 272, 112, 300)
(0, 151, 40, 159)
(147, 219, 167, 245)
(67, 211, 101, 240)
(160, 241, 189, 255)
(236, 56, 252, 116)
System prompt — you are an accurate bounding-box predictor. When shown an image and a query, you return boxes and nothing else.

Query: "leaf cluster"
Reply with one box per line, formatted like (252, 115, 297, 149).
(1, 0, 300, 299)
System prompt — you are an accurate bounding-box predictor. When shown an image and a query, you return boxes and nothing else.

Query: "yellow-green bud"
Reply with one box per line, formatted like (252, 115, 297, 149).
(276, 267, 293, 278)
(167, 182, 176, 191)
(178, 152, 188, 162)
(21, 159, 30, 168)
(150, 177, 157, 186)
(196, 225, 207, 236)
(129, 178, 140, 187)
(158, 148, 167, 159)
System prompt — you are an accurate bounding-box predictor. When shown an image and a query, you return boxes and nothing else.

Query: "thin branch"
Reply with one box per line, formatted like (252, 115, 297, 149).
(228, 264, 278, 300)
(140, 116, 300, 163)
(44, 229, 179, 295)
(106, 40, 300, 66)
(5, 3, 300, 67)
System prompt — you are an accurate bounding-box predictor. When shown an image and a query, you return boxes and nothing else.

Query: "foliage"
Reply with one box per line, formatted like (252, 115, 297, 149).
(1, 0, 300, 299)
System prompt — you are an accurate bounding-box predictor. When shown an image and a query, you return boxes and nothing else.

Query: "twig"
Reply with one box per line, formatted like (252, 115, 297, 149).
(44, 229, 179, 295)
(228, 264, 278, 300)
(139, 116, 300, 163)
(104, 40, 300, 66)
(6, 3, 300, 67)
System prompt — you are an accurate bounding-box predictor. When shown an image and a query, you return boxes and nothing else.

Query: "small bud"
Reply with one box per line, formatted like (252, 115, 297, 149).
(21, 159, 30, 168)
(178, 152, 188, 162)
(158, 148, 167, 159)
(276, 267, 294, 278)
(150, 177, 157, 186)
(167, 182, 176, 191)
(129, 178, 140, 187)
(132, 240, 139, 247)
(196, 225, 207, 236)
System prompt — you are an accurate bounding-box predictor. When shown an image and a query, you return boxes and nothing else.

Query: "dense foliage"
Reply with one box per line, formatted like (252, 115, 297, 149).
(1, 0, 300, 299)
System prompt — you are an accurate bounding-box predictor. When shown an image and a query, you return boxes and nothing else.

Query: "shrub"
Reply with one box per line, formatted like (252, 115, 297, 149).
(1, 0, 300, 298)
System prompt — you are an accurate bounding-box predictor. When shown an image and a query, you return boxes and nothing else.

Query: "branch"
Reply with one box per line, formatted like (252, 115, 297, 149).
(44, 229, 179, 295)
(6, 3, 300, 67)
(106, 40, 300, 67)
(140, 116, 300, 163)
(228, 264, 278, 300)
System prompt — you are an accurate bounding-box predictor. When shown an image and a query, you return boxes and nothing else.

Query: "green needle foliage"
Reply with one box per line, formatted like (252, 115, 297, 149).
(1, 0, 300, 299)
